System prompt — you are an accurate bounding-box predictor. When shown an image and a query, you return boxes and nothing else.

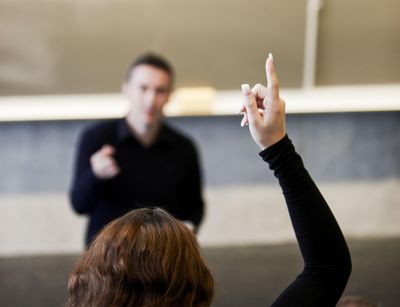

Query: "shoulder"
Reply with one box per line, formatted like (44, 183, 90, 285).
(80, 119, 119, 141)
(83, 119, 119, 136)
(77, 119, 121, 152)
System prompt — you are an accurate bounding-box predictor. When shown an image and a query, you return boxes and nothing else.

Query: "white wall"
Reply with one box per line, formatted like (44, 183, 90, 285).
(1, 179, 399, 256)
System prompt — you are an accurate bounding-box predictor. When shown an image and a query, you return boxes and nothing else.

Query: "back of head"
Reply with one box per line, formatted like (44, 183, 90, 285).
(66, 208, 214, 307)
(337, 296, 378, 307)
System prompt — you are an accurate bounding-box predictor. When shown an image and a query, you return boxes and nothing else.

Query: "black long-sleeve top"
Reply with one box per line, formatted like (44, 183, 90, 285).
(261, 135, 352, 307)
(70, 119, 204, 246)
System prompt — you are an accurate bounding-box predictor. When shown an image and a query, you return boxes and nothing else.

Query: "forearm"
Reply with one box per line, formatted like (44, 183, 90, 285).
(179, 148, 205, 227)
(177, 197, 204, 228)
(70, 168, 104, 214)
(261, 135, 351, 306)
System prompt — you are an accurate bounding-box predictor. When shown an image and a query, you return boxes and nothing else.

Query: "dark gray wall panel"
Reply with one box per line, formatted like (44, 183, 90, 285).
(0, 112, 399, 194)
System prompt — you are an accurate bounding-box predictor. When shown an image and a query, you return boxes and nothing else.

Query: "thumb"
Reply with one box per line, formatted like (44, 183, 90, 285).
(241, 84, 260, 125)
(101, 144, 116, 156)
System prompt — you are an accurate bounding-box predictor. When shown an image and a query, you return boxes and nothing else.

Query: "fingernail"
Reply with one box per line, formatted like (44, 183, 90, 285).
(240, 116, 245, 127)
(268, 52, 273, 62)
(241, 84, 250, 95)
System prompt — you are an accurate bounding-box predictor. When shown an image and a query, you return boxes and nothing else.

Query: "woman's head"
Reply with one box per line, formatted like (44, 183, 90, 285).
(67, 208, 214, 307)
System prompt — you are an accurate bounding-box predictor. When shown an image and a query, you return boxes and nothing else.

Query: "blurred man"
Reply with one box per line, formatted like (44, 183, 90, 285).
(70, 53, 204, 246)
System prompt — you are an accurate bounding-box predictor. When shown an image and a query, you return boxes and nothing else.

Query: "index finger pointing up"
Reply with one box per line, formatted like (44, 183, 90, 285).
(266, 53, 280, 101)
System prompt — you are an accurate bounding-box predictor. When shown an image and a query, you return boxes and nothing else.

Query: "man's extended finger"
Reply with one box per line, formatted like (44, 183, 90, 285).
(265, 53, 280, 101)
(101, 144, 115, 156)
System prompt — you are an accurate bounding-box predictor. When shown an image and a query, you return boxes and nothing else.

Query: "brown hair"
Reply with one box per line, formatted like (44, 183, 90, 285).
(66, 208, 214, 307)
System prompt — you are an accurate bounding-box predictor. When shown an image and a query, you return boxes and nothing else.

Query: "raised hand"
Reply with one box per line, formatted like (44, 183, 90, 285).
(240, 53, 286, 149)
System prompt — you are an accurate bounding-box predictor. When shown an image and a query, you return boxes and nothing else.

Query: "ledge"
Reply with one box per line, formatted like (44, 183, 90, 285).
(0, 84, 399, 122)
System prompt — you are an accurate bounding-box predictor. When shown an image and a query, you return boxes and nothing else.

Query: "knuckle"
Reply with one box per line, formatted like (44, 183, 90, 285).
(245, 99, 255, 108)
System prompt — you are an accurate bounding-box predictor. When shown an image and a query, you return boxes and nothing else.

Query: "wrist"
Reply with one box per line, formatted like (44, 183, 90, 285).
(259, 132, 286, 150)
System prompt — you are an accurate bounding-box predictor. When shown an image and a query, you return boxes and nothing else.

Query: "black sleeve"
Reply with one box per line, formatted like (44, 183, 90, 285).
(69, 128, 106, 214)
(260, 135, 351, 307)
(176, 141, 205, 229)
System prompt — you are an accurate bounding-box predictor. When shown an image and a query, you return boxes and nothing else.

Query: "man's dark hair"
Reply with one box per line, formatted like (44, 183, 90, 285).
(125, 53, 174, 85)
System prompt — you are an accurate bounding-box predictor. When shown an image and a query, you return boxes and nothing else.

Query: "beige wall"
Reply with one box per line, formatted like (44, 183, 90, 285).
(2, 0, 399, 96)
(317, 0, 400, 85)
(1, 179, 400, 256)
(0, 0, 306, 95)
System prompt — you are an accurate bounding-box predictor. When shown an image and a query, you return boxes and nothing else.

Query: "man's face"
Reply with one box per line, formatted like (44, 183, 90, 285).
(123, 64, 172, 127)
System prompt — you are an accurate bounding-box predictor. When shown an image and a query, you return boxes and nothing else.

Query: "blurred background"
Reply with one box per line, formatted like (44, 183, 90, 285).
(0, 0, 399, 306)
